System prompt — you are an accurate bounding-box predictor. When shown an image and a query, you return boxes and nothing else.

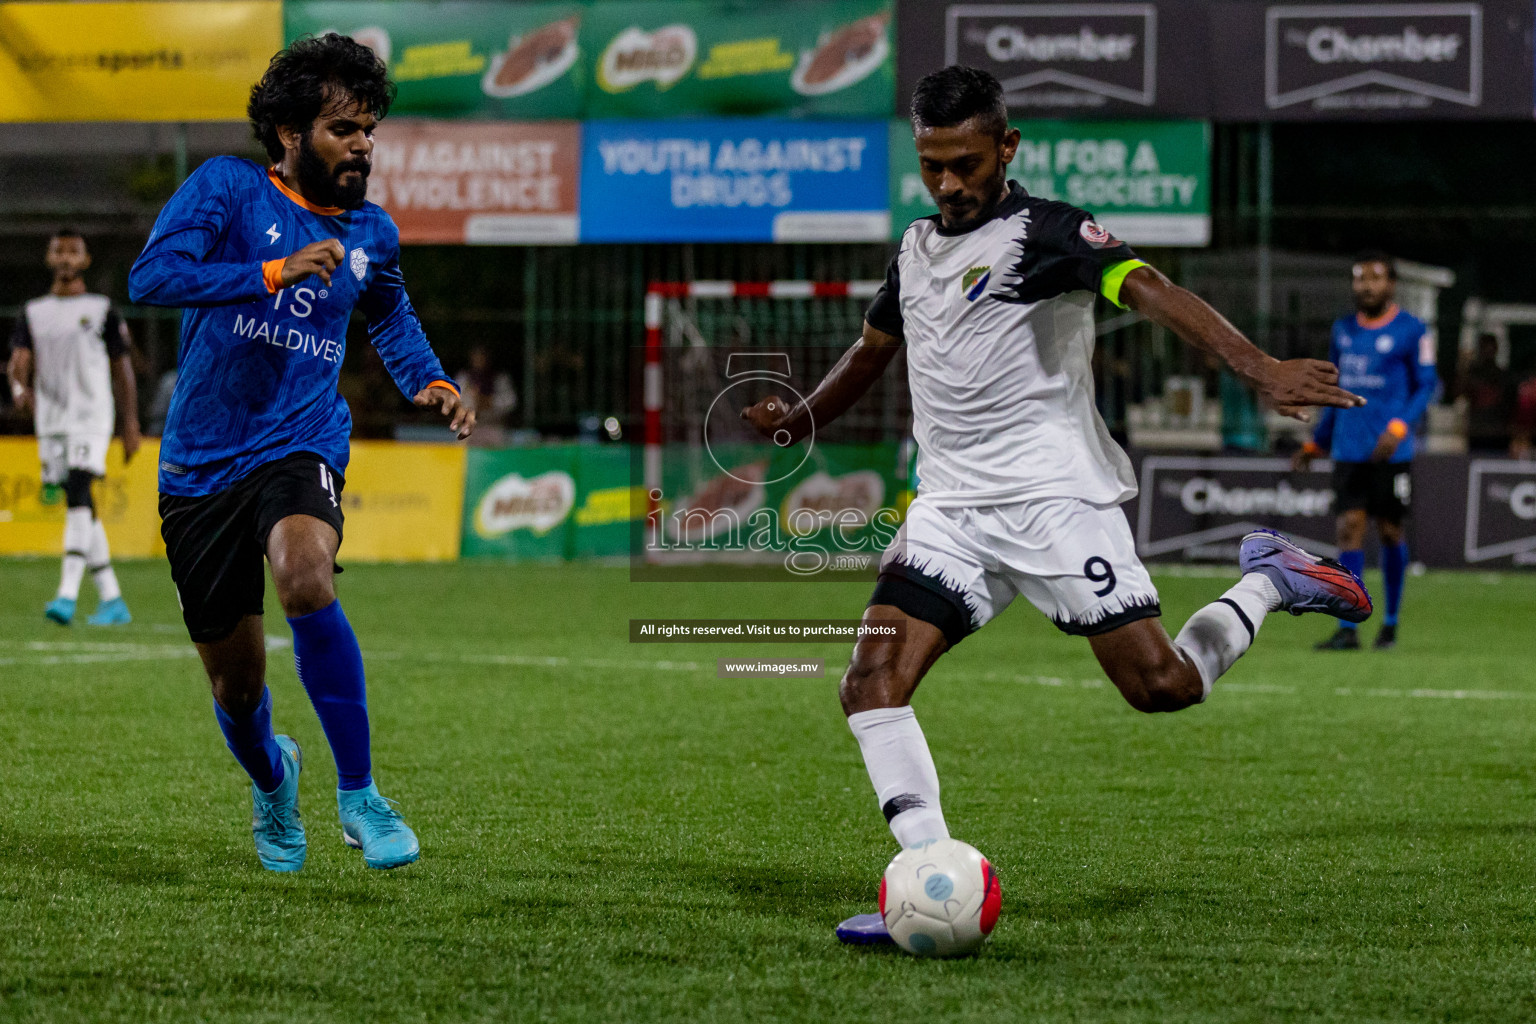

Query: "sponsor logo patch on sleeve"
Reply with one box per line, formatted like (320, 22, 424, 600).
(1079, 219, 1116, 248)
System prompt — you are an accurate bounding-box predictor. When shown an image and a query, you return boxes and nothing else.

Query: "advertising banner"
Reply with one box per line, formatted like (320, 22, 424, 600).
(462, 446, 580, 559)
(572, 446, 644, 559)
(335, 441, 466, 562)
(371, 120, 581, 244)
(284, 1, 586, 119)
(0, 1, 282, 122)
(1132, 456, 1342, 561)
(580, 119, 889, 242)
(1463, 460, 1536, 566)
(1208, 1, 1535, 120)
(0, 437, 163, 558)
(897, 1, 1212, 118)
(890, 119, 1210, 245)
(583, 0, 894, 118)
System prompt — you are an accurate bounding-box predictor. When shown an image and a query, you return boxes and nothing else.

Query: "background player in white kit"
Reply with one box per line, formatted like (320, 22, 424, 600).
(742, 66, 1375, 945)
(7, 229, 141, 625)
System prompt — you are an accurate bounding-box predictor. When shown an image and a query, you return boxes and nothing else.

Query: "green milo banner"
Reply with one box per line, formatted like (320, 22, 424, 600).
(284, 1, 587, 119)
(462, 445, 642, 560)
(583, 0, 892, 118)
(890, 120, 1211, 247)
(284, 0, 894, 120)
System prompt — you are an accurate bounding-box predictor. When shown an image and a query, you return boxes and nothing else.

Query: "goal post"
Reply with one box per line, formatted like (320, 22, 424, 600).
(636, 280, 912, 577)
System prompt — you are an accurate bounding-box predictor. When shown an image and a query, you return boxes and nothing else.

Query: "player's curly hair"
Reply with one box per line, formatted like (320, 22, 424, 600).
(911, 65, 1008, 139)
(248, 34, 395, 163)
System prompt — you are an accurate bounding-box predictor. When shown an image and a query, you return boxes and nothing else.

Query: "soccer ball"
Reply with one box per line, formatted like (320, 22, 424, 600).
(880, 838, 1001, 957)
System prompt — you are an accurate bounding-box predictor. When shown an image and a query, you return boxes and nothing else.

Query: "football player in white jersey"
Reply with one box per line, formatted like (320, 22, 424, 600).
(741, 66, 1375, 945)
(7, 229, 141, 625)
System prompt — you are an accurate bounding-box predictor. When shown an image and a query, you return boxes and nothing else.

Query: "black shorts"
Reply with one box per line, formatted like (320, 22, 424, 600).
(1332, 460, 1411, 524)
(160, 452, 345, 643)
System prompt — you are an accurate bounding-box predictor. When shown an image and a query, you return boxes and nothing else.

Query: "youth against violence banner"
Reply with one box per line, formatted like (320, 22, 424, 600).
(370, 120, 581, 244)
(282, 0, 895, 121)
(889, 119, 1210, 246)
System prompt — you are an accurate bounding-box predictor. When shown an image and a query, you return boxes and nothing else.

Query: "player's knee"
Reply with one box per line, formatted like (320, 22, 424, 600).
(269, 550, 335, 617)
(1113, 652, 1202, 714)
(840, 660, 906, 716)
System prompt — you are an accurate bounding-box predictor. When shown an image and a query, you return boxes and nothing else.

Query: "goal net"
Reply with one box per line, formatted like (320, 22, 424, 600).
(635, 280, 913, 578)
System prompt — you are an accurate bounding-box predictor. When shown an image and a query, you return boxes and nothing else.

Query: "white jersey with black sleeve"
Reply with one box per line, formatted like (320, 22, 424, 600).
(865, 181, 1147, 509)
(10, 292, 127, 439)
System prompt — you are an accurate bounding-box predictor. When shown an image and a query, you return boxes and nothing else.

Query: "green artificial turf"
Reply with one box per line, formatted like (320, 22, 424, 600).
(1, 556, 1534, 1023)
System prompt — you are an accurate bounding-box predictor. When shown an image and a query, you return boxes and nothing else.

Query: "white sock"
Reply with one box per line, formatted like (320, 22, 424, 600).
(88, 518, 121, 602)
(848, 706, 949, 848)
(1174, 573, 1282, 699)
(58, 507, 92, 601)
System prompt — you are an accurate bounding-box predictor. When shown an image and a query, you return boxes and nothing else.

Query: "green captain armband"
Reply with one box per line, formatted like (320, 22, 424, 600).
(1100, 259, 1150, 309)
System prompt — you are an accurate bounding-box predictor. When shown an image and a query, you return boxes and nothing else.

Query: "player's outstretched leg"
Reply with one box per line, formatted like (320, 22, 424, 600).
(1095, 529, 1371, 710)
(202, 616, 307, 872)
(268, 514, 419, 870)
(85, 515, 131, 625)
(835, 604, 953, 946)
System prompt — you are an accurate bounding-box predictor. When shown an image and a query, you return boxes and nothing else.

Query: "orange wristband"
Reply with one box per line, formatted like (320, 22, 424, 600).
(1302, 441, 1323, 456)
(425, 379, 459, 397)
(261, 258, 286, 295)
(1387, 419, 1409, 439)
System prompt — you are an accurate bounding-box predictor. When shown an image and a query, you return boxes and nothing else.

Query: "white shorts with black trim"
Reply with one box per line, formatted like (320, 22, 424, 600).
(881, 495, 1161, 639)
(38, 432, 110, 483)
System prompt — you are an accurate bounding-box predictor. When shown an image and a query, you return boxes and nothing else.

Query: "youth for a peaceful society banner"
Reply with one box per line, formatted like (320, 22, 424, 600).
(889, 119, 1211, 247)
(370, 120, 581, 244)
(581, 119, 889, 242)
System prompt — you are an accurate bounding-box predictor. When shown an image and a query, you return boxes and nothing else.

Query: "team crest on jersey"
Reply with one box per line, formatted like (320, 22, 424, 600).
(962, 265, 991, 302)
(1079, 220, 1116, 249)
(1376, 334, 1393, 353)
(349, 248, 368, 281)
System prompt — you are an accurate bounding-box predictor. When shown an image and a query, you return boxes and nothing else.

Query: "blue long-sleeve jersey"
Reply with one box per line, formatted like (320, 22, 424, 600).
(129, 156, 456, 496)
(1311, 305, 1439, 464)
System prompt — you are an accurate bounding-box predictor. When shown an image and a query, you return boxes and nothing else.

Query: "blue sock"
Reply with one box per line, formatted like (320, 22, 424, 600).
(214, 686, 285, 793)
(288, 599, 373, 791)
(1337, 548, 1366, 629)
(1382, 541, 1408, 626)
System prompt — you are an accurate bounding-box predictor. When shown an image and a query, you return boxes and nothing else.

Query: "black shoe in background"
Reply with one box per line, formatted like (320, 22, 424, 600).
(1315, 628, 1361, 651)
(1374, 624, 1397, 650)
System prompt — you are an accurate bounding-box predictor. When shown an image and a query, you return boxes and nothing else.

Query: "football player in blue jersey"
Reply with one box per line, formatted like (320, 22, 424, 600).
(128, 35, 474, 872)
(1293, 252, 1439, 651)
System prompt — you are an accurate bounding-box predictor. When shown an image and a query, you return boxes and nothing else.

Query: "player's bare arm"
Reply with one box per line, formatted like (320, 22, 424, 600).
(739, 322, 901, 443)
(109, 353, 141, 463)
(1119, 264, 1366, 421)
(7, 346, 33, 414)
(414, 384, 475, 440)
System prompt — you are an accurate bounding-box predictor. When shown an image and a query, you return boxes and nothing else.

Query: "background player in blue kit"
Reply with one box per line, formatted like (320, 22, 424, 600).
(1293, 253, 1439, 651)
(128, 35, 474, 872)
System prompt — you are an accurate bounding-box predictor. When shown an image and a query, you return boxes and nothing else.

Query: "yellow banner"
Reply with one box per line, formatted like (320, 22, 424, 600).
(0, 436, 164, 557)
(0, 438, 464, 563)
(0, 1, 282, 122)
(339, 441, 465, 563)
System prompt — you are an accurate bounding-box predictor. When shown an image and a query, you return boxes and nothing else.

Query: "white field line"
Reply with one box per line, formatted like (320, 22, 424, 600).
(2, 638, 1533, 703)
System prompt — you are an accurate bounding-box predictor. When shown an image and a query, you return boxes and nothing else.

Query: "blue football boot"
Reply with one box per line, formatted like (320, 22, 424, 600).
(252, 736, 306, 872)
(87, 596, 132, 625)
(1240, 529, 1373, 623)
(44, 596, 75, 625)
(836, 912, 894, 946)
(338, 783, 420, 869)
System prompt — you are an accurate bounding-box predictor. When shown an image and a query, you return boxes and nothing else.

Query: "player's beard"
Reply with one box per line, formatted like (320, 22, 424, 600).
(297, 133, 370, 210)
